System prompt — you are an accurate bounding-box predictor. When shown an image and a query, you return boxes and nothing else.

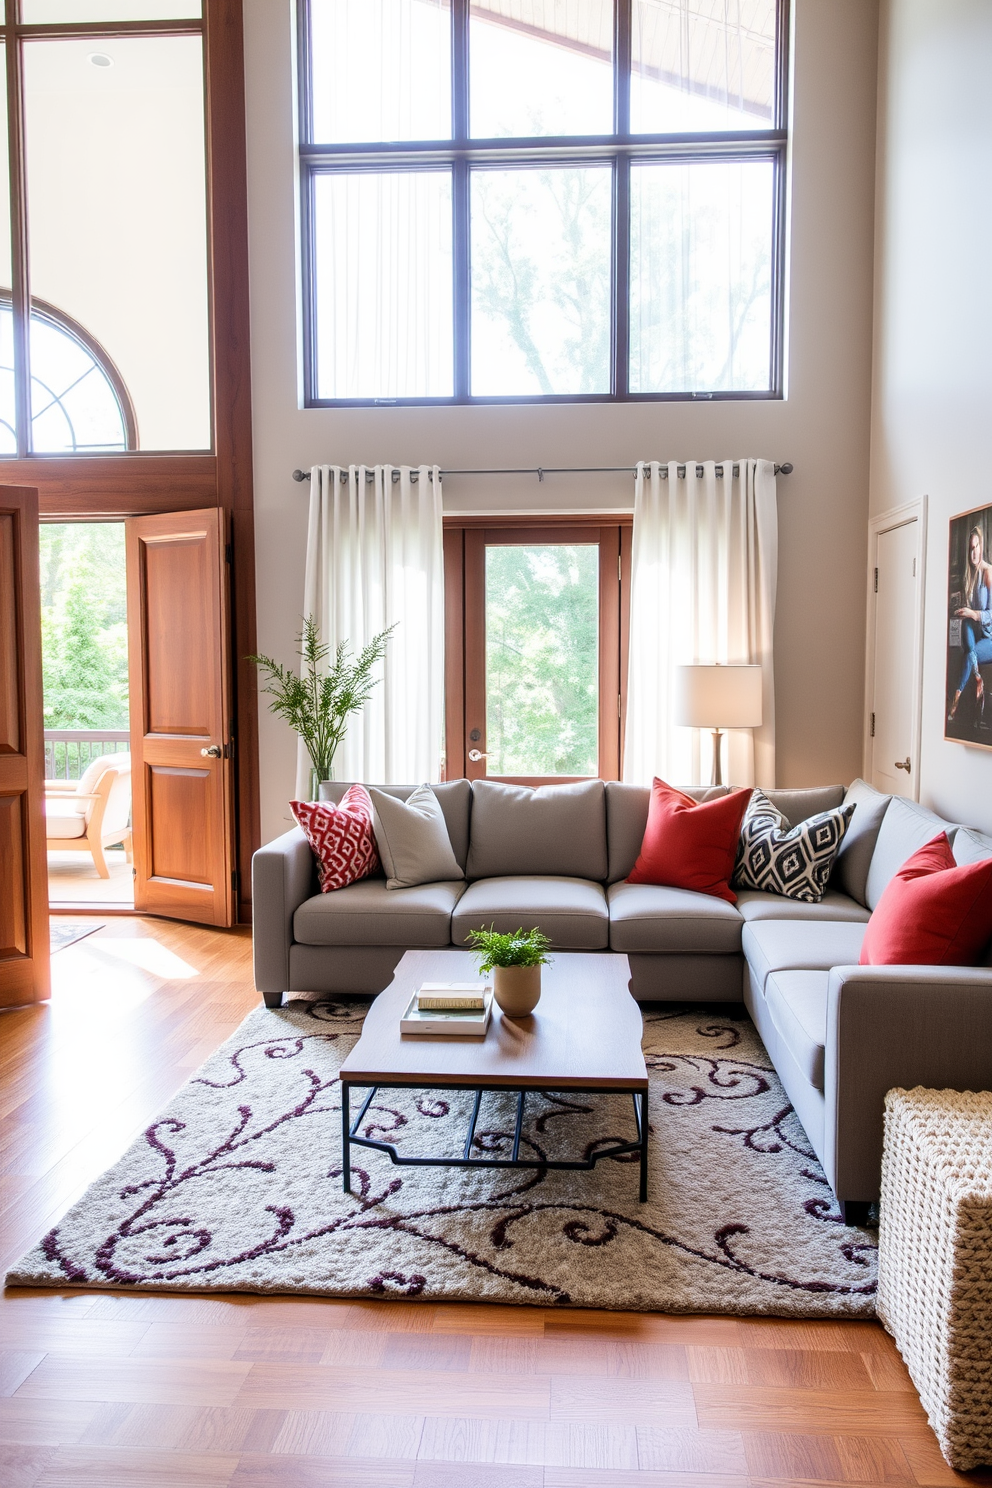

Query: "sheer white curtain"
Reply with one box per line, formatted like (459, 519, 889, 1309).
(295, 464, 444, 795)
(623, 459, 778, 788)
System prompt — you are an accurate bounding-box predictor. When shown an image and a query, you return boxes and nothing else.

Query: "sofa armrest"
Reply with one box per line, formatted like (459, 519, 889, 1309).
(251, 828, 317, 997)
(823, 964, 992, 1202)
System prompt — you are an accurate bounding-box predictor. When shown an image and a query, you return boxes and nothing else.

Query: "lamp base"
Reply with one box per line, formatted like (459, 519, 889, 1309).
(711, 729, 723, 787)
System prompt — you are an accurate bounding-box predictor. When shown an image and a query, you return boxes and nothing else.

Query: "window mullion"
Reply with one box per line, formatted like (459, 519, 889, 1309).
(613, 154, 630, 399)
(452, 0, 469, 399)
(5, 0, 30, 455)
(615, 0, 631, 138)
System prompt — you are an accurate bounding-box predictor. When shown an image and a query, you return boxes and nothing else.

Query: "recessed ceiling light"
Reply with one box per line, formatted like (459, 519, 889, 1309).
(88, 52, 113, 68)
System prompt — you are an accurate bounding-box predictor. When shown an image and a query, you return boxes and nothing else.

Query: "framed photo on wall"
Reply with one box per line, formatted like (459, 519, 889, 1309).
(946, 503, 992, 748)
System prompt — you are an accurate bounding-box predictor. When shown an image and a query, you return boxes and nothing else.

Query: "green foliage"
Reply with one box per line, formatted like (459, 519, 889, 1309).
(485, 544, 598, 776)
(465, 925, 551, 973)
(40, 524, 129, 730)
(249, 616, 395, 782)
(473, 167, 611, 394)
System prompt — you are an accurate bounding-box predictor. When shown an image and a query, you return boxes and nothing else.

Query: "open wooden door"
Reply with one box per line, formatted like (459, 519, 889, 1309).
(126, 508, 236, 927)
(0, 486, 50, 1008)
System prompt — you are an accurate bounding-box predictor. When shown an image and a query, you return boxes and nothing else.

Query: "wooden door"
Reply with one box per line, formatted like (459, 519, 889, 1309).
(868, 513, 923, 800)
(0, 485, 50, 1008)
(126, 508, 236, 926)
(450, 525, 627, 784)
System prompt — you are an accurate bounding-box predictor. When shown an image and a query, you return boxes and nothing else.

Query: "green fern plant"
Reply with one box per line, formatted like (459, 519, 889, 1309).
(465, 925, 551, 973)
(249, 615, 395, 789)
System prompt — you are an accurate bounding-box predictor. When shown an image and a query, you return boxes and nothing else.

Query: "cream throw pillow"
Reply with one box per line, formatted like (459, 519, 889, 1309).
(368, 785, 464, 890)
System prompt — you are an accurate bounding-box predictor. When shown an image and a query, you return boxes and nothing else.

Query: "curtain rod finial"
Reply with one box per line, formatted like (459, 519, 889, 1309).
(776, 462, 793, 475)
(292, 468, 310, 482)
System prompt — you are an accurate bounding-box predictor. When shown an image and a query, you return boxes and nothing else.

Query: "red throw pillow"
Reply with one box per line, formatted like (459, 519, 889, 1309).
(628, 778, 753, 903)
(291, 785, 380, 893)
(860, 833, 992, 965)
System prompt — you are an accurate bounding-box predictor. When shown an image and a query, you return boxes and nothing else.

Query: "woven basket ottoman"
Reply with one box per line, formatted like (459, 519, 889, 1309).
(877, 1087, 992, 1471)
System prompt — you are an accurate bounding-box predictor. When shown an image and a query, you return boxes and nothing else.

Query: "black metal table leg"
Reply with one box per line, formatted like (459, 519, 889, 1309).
(639, 1089, 649, 1203)
(341, 1081, 351, 1194)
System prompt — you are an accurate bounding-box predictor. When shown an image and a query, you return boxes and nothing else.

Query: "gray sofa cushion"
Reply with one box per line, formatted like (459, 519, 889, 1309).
(607, 881, 743, 954)
(466, 780, 607, 881)
(953, 825, 992, 865)
(762, 785, 845, 823)
(864, 795, 951, 909)
(294, 878, 466, 947)
(735, 888, 870, 923)
(764, 970, 829, 1090)
(605, 782, 728, 884)
(320, 779, 472, 872)
(742, 920, 867, 992)
(452, 875, 609, 949)
(831, 779, 892, 906)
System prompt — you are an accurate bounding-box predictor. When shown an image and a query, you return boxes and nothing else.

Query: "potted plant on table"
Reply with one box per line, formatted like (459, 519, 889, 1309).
(466, 926, 551, 1019)
(249, 615, 394, 799)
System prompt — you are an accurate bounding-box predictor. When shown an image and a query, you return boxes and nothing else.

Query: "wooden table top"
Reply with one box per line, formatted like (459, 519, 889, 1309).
(339, 949, 646, 1091)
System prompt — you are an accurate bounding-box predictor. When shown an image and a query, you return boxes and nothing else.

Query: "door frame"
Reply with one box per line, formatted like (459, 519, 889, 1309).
(0, 0, 259, 920)
(443, 513, 632, 783)
(863, 497, 928, 800)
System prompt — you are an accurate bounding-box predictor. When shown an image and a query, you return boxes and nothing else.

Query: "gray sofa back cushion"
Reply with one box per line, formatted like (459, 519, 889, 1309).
(605, 782, 728, 884)
(831, 778, 892, 907)
(953, 825, 992, 865)
(762, 785, 845, 825)
(467, 779, 607, 881)
(319, 779, 472, 871)
(864, 794, 951, 909)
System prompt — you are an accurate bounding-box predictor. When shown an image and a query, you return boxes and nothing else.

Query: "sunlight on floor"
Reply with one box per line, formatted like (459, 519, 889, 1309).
(88, 937, 200, 979)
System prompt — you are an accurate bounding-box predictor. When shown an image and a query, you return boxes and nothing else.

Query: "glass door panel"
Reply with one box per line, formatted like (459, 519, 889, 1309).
(485, 543, 600, 777)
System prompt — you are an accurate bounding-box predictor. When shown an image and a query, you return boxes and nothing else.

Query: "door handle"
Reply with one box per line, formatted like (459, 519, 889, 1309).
(467, 749, 488, 762)
(894, 757, 911, 772)
(201, 745, 222, 758)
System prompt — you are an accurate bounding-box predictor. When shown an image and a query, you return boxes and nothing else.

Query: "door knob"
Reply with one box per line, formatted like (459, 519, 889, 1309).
(201, 745, 222, 758)
(467, 749, 488, 762)
(894, 757, 911, 772)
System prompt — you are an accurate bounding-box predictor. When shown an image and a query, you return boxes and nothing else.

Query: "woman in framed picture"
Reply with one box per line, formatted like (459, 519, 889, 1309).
(948, 524, 992, 722)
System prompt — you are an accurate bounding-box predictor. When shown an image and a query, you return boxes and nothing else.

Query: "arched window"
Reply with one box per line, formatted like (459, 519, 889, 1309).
(0, 292, 138, 454)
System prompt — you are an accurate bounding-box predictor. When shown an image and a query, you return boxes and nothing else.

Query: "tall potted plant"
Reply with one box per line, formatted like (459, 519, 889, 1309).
(249, 616, 394, 797)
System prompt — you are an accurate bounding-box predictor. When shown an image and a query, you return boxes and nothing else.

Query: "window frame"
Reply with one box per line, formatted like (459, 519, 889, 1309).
(298, 0, 791, 408)
(444, 514, 632, 784)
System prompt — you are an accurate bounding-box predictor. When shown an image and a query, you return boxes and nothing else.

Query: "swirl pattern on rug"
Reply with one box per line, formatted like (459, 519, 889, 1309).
(7, 1001, 877, 1315)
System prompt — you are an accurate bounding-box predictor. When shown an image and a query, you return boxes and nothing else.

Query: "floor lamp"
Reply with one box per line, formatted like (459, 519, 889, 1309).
(674, 665, 763, 787)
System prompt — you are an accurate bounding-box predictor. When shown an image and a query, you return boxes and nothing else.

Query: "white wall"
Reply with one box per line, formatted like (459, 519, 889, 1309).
(244, 0, 880, 844)
(870, 0, 992, 832)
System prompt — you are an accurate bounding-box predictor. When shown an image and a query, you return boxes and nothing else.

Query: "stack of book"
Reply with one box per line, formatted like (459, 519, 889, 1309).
(400, 981, 493, 1036)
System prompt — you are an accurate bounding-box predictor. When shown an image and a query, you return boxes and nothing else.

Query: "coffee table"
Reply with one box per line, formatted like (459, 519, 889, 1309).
(338, 948, 649, 1201)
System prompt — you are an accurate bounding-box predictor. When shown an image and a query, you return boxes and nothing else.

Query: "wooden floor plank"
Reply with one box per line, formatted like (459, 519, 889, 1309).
(4, 917, 985, 1488)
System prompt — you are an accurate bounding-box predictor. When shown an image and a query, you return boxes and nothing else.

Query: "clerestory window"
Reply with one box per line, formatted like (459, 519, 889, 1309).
(299, 0, 790, 407)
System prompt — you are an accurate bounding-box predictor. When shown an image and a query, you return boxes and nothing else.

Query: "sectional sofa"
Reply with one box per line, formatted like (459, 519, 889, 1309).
(252, 777, 992, 1219)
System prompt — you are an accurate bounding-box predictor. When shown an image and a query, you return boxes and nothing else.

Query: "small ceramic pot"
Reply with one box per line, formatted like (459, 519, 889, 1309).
(493, 964, 541, 1018)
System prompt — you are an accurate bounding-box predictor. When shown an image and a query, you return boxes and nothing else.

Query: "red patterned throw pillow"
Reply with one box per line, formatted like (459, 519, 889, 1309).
(291, 786, 379, 892)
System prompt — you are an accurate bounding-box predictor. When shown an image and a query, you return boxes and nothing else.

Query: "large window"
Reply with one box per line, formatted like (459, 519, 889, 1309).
(300, 0, 789, 406)
(0, 7, 211, 454)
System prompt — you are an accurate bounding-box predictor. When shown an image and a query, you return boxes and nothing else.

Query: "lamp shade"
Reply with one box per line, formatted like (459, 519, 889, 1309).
(674, 664, 763, 729)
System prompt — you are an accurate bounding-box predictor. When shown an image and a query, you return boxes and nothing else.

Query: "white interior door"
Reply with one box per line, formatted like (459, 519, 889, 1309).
(868, 514, 923, 798)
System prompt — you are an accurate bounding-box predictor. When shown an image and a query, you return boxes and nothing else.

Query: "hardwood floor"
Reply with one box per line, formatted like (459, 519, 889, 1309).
(2, 917, 989, 1488)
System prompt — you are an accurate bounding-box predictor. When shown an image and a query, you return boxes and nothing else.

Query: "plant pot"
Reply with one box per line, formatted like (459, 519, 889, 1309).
(493, 964, 541, 1019)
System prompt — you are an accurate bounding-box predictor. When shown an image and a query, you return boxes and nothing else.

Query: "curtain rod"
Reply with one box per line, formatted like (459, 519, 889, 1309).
(291, 462, 793, 483)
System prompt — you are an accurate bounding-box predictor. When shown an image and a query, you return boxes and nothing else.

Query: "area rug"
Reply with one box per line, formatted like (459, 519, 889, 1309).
(49, 921, 104, 953)
(7, 1000, 877, 1316)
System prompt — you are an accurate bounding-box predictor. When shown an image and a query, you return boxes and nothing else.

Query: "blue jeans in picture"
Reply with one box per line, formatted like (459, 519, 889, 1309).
(957, 621, 992, 694)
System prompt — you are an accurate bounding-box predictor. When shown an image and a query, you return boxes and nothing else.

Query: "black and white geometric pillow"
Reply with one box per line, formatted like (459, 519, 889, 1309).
(734, 789, 855, 903)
